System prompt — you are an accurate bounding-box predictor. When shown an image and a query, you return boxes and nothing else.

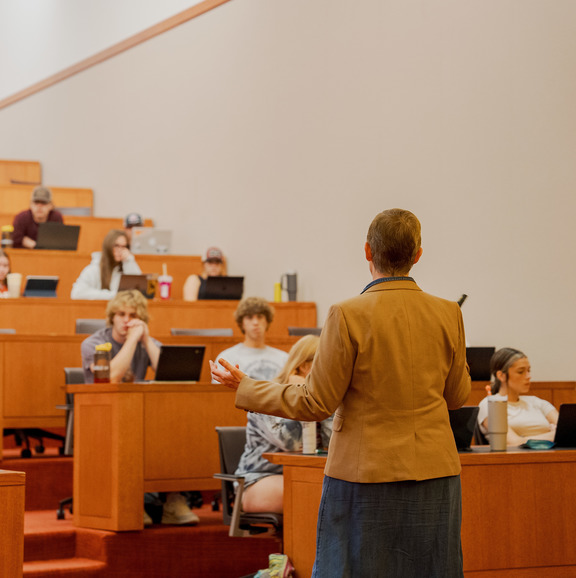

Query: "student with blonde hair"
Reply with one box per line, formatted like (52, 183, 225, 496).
(235, 335, 332, 514)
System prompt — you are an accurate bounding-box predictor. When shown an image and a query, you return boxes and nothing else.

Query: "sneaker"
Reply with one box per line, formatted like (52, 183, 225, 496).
(161, 492, 200, 525)
(268, 554, 294, 577)
(144, 509, 153, 526)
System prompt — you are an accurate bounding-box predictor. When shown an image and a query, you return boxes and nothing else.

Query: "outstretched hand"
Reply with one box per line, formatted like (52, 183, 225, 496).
(210, 358, 245, 390)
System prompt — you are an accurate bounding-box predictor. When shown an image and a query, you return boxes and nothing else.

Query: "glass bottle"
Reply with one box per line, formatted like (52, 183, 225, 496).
(94, 342, 112, 383)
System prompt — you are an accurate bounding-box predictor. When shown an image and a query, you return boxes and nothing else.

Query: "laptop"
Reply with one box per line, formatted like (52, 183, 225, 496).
(466, 347, 495, 381)
(118, 274, 156, 299)
(130, 227, 172, 255)
(200, 276, 244, 300)
(553, 404, 576, 448)
(154, 345, 206, 382)
(448, 406, 480, 451)
(23, 275, 59, 297)
(35, 223, 80, 251)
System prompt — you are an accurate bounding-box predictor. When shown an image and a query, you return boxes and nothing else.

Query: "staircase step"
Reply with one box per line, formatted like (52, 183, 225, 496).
(23, 557, 106, 577)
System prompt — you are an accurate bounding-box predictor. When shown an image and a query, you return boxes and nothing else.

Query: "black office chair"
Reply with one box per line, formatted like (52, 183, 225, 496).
(171, 328, 234, 336)
(473, 421, 489, 445)
(214, 426, 283, 538)
(287, 327, 322, 336)
(56, 367, 84, 520)
(75, 319, 106, 334)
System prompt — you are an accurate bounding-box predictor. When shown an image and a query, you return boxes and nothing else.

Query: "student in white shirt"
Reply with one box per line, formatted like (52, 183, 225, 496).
(478, 347, 558, 446)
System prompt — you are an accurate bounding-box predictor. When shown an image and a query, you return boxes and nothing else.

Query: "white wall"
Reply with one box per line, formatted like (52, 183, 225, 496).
(0, 0, 575, 379)
(0, 0, 203, 100)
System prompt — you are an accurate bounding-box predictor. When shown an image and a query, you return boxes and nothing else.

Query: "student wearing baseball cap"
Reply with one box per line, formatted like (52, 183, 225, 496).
(12, 186, 64, 248)
(183, 246, 227, 301)
(123, 212, 144, 242)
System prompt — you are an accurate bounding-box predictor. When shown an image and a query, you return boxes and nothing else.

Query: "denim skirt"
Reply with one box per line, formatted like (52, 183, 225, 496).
(312, 475, 463, 578)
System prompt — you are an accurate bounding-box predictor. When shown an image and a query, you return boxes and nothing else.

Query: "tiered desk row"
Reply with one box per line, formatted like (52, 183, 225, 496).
(2, 161, 576, 576)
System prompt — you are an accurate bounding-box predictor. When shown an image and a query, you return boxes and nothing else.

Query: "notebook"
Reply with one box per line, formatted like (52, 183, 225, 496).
(200, 276, 244, 300)
(35, 223, 80, 251)
(130, 227, 172, 255)
(153, 345, 206, 382)
(553, 404, 576, 448)
(23, 275, 59, 297)
(466, 347, 495, 381)
(118, 274, 156, 299)
(448, 406, 480, 451)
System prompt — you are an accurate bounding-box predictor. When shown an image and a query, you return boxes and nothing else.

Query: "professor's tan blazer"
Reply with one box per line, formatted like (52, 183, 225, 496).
(235, 278, 471, 483)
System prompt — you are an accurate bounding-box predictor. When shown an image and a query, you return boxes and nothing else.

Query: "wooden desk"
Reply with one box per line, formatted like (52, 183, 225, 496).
(69, 382, 247, 531)
(266, 449, 576, 578)
(0, 185, 92, 214)
(0, 334, 301, 457)
(6, 250, 202, 299)
(0, 469, 25, 578)
(0, 298, 316, 336)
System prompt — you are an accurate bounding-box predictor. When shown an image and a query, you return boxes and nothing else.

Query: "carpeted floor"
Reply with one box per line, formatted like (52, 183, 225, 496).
(2, 439, 280, 577)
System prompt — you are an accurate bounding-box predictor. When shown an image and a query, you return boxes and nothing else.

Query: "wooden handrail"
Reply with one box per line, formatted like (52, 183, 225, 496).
(0, 0, 233, 111)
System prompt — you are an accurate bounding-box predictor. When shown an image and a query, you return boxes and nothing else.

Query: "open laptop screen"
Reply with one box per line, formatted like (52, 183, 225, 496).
(35, 223, 80, 251)
(153, 345, 206, 382)
(200, 276, 244, 301)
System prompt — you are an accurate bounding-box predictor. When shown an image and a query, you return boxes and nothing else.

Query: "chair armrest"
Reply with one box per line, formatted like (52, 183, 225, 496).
(213, 473, 243, 482)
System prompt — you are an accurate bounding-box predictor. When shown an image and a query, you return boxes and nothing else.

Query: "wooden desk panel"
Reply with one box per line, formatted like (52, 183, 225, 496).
(0, 298, 316, 336)
(266, 450, 576, 578)
(0, 214, 155, 254)
(70, 382, 248, 531)
(0, 159, 41, 186)
(0, 334, 301, 457)
(0, 185, 93, 214)
(467, 381, 576, 409)
(6, 250, 202, 299)
(0, 469, 25, 578)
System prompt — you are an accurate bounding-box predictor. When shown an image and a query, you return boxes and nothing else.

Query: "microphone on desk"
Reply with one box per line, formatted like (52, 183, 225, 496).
(457, 294, 468, 308)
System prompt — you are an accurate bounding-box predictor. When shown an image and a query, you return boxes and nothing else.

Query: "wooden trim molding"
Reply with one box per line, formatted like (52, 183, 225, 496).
(0, 0, 232, 111)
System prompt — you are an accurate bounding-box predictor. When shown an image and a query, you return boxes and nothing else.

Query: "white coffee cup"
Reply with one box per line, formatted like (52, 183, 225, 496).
(487, 397, 508, 451)
(301, 421, 317, 454)
(6, 273, 22, 298)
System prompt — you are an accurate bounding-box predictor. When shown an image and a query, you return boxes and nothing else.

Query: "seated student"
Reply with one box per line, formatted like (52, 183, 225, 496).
(235, 335, 333, 513)
(12, 186, 64, 248)
(477, 347, 558, 446)
(123, 212, 144, 243)
(0, 249, 10, 296)
(213, 297, 288, 381)
(80, 290, 199, 525)
(71, 229, 141, 300)
(183, 246, 227, 301)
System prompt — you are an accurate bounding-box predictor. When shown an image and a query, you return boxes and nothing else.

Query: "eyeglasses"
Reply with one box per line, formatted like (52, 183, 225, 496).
(113, 243, 128, 249)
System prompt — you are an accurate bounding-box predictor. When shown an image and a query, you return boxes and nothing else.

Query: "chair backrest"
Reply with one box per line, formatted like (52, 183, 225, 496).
(473, 420, 488, 445)
(64, 367, 85, 385)
(215, 427, 247, 525)
(171, 328, 234, 336)
(287, 327, 322, 336)
(62, 368, 84, 456)
(75, 319, 106, 334)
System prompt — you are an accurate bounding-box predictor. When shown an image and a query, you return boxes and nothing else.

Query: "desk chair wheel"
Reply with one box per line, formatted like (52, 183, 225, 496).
(21, 448, 32, 458)
(35, 444, 45, 454)
(211, 493, 220, 512)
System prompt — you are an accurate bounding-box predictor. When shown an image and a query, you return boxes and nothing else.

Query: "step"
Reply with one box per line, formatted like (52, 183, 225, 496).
(23, 558, 106, 577)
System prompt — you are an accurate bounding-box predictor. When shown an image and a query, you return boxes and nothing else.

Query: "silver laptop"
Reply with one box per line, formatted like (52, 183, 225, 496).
(131, 227, 172, 254)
